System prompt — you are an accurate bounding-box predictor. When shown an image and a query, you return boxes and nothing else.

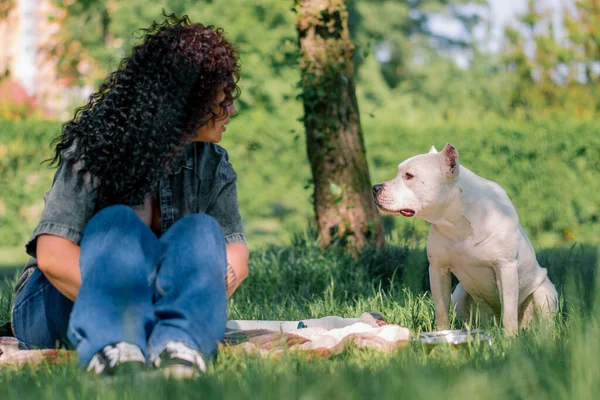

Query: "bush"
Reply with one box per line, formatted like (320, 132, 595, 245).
(1, 110, 599, 251)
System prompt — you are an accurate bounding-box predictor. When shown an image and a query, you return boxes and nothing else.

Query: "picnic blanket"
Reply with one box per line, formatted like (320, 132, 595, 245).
(223, 313, 411, 358)
(0, 313, 410, 366)
(0, 337, 73, 367)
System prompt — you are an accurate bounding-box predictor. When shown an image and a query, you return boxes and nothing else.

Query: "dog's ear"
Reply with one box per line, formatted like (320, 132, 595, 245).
(428, 145, 438, 154)
(440, 143, 459, 178)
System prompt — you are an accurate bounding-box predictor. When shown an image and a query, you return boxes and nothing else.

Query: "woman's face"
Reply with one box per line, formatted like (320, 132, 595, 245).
(194, 83, 237, 143)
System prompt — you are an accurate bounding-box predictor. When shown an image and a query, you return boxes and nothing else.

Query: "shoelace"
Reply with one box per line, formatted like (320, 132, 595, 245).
(102, 346, 122, 368)
(87, 343, 144, 373)
(114, 342, 145, 363)
(163, 342, 207, 372)
(87, 346, 120, 373)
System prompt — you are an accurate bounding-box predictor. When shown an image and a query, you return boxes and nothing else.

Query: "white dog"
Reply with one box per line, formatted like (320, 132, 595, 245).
(373, 143, 558, 334)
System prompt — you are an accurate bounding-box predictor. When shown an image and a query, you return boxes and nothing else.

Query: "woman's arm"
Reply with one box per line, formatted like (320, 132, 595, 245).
(36, 234, 248, 301)
(225, 242, 249, 298)
(36, 234, 82, 301)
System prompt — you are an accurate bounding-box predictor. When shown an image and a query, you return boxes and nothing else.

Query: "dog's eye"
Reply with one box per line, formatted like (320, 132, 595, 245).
(404, 172, 414, 180)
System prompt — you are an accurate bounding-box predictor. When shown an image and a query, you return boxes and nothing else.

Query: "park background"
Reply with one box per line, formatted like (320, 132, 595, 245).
(0, 0, 599, 398)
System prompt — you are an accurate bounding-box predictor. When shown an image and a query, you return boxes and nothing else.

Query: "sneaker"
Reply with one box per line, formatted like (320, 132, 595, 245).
(86, 342, 147, 375)
(153, 341, 207, 380)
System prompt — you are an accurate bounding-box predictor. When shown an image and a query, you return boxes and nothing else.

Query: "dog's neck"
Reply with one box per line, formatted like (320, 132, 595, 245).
(419, 173, 474, 239)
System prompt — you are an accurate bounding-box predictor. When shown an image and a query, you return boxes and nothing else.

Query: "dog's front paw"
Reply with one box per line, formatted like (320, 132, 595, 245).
(435, 322, 450, 331)
(503, 326, 518, 337)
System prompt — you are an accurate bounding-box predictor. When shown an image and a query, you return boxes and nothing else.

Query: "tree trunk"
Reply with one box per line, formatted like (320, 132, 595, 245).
(295, 0, 384, 250)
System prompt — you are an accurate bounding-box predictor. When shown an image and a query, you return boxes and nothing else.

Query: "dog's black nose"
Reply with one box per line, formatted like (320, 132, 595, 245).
(372, 184, 383, 195)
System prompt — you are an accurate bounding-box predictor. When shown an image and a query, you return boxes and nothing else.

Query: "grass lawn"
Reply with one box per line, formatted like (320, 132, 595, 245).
(1, 232, 599, 399)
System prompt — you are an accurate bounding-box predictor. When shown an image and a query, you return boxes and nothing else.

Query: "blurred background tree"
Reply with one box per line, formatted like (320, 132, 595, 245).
(348, 0, 487, 88)
(503, 0, 600, 110)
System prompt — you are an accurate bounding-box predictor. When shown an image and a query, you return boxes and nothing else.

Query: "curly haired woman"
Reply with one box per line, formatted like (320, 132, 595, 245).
(10, 14, 249, 379)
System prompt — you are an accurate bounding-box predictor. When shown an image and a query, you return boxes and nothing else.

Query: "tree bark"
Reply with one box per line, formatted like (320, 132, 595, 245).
(295, 0, 384, 250)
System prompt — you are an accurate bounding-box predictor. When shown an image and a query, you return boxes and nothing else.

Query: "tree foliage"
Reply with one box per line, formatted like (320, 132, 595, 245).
(348, 0, 486, 87)
(48, 0, 299, 112)
(46, 0, 487, 92)
(503, 0, 600, 109)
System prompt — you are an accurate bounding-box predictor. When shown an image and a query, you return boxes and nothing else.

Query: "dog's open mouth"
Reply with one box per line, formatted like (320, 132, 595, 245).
(399, 209, 416, 217)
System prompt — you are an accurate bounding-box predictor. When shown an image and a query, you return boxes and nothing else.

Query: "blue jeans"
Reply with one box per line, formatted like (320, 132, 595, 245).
(12, 205, 227, 366)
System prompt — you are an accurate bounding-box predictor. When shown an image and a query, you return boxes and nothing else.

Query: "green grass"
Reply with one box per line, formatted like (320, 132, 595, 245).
(1, 231, 599, 399)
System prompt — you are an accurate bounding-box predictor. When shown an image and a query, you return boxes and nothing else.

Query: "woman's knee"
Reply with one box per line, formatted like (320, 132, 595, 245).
(165, 214, 225, 250)
(173, 213, 223, 236)
(161, 214, 227, 278)
(83, 205, 141, 236)
(80, 205, 159, 280)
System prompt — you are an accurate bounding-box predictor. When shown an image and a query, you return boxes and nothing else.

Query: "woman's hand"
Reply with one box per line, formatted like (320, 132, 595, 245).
(225, 242, 249, 298)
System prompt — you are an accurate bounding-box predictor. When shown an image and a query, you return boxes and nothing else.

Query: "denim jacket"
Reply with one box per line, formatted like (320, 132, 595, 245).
(14, 141, 245, 294)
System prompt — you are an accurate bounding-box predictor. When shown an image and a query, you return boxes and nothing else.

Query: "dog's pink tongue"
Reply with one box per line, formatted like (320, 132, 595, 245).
(400, 209, 415, 217)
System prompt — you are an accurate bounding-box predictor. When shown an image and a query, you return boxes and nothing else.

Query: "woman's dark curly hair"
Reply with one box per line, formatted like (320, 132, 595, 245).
(49, 13, 240, 208)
